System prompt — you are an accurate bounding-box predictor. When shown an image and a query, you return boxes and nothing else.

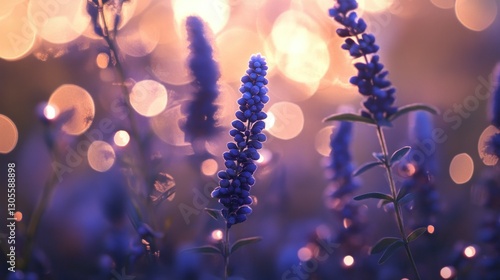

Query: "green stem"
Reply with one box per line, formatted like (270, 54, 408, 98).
(376, 125, 421, 280)
(22, 136, 59, 270)
(97, 0, 153, 198)
(351, 31, 421, 279)
(96, 0, 159, 255)
(224, 226, 230, 280)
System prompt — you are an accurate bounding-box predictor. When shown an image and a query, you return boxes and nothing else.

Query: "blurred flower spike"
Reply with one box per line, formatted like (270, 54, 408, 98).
(183, 16, 221, 142)
(211, 54, 269, 228)
(329, 0, 397, 126)
(327, 121, 359, 198)
(487, 63, 500, 160)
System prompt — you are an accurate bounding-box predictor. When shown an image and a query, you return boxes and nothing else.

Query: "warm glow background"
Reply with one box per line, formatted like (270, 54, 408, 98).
(0, 0, 499, 279)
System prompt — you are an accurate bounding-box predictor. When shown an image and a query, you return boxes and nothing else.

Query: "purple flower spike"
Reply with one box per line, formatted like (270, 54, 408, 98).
(183, 16, 221, 142)
(327, 121, 359, 198)
(487, 63, 500, 159)
(330, 0, 397, 126)
(211, 54, 269, 228)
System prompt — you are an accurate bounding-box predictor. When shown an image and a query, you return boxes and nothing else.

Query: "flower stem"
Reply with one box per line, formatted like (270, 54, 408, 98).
(96, 0, 153, 197)
(22, 130, 59, 270)
(224, 226, 230, 280)
(376, 125, 421, 280)
(96, 0, 159, 255)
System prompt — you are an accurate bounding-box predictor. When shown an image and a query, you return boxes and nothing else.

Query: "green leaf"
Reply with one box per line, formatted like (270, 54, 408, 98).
(204, 208, 223, 221)
(372, 152, 385, 163)
(183, 245, 222, 255)
(389, 146, 411, 166)
(396, 186, 409, 201)
(397, 193, 414, 205)
(388, 103, 438, 122)
(407, 227, 427, 243)
(354, 192, 393, 202)
(379, 240, 404, 264)
(370, 237, 401, 254)
(230, 236, 262, 254)
(353, 161, 383, 177)
(323, 113, 376, 125)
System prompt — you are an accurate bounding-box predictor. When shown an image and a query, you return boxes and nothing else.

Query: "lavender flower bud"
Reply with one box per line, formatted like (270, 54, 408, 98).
(487, 63, 500, 159)
(211, 54, 269, 228)
(330, 0, 397, 126)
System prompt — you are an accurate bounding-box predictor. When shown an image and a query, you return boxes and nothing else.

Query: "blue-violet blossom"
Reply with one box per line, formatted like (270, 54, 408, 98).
(183, 16, 221, 141)
(487, 63, 500, 159)
(211, 54, 269, 228)
(330, 0, 397, 125)
(401, 112, 440, 227)
(327, 121, 359, 198)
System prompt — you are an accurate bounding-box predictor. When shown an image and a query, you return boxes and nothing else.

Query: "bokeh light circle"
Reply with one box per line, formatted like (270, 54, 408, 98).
(150, 42, 193, 86)
(343, 255, 354, 267)
(114, 130, 130, 147)
(449, 153, 474, 184)
(315, 126, 334, 156)
(211, 229, 223, 241)
(88, 140, 115, 172)
(270, 11, 329, 84)
(358, 0, 394, 13)
(431, 0, 455, 9)
(427, 225, 435, 234)
(172, 0, 230, 36)
(455, 0, 497, 31)
(116, 13, 160, 57)
(266, 102, 304, 140)
(0, 2, 17, 20)
(48, 84, 95, 135)
(130, 80, 168, 117)
(27, 0, 90, 44)
(96, 53, 109, 69)
(463, 245, 476, 258)
(201, 159, 218, 176)
(0, 114, 18, 154)
(297, 247, 313, 262)
(440, 266, 456, 279)
(14, 211, 23, 222)
(216, 28, 264, 83)
(150, 104, 189, 147)
(0, 3, 37, 61)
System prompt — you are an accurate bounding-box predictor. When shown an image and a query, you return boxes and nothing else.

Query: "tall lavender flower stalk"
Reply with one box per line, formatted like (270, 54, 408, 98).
(324, 1, 436, 279)
(401, 112, 440, 229)
(86, 0, 173, 263)
(190, 54, 268, 279)
(487, 63, 500, 159)
(478, 62, 500, 279)
(183, 16, 221, 143)
(325, 122, 373, 276)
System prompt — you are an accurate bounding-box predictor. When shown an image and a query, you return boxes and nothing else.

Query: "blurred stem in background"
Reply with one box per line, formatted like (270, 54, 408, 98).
(21, 123, 59, 270)
(90, 0, 167, 260)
